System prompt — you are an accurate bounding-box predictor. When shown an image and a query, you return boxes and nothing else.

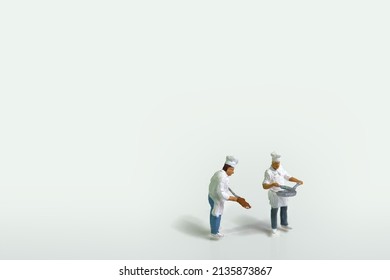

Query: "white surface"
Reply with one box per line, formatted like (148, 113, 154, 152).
(1, 0, 389, 259)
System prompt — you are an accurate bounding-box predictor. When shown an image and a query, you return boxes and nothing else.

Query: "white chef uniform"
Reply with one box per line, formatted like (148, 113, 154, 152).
(208, 170, 230, 216)
(263, 165, 291, 208)
(208, 156, 238, 216)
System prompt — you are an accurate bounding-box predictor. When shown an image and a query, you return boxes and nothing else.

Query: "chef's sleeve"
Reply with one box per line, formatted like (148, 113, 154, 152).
(217, 179, 230, 201)
(263, 170, 271, 184)
(283, 169, 291, 180)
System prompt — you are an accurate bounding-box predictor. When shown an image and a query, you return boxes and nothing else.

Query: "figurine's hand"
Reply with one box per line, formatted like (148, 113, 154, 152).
(237, 197, 251, 209)
(272, 182, 280, 187)
(297, 180, 303, 185)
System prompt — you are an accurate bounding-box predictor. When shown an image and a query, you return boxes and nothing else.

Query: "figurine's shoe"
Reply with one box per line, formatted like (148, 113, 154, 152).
(271, 229, 279, 236)
(281, 225, 293, 230)
(210, 232, 224, 239)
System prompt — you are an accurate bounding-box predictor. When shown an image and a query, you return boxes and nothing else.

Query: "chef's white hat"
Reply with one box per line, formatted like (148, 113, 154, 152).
(225, 155, 239, 168)
(271, 151, 281, 162)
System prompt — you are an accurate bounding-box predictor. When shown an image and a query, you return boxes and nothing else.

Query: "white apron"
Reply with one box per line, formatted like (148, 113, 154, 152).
(208, 170, 230, 216)
(268, 190, 288, 208)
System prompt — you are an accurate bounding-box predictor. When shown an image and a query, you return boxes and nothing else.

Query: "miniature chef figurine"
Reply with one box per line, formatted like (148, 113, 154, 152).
(262, 152, 304, 235)
(208, 156, 251, 239)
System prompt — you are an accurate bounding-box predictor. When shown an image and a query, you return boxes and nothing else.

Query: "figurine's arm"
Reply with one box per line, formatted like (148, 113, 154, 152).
(228, 196, 238, 201)
(217, 178, 238, 202)
(263, 182, 279, 189)
(263, 170, 279, 189)
(288, 177, 303, 185)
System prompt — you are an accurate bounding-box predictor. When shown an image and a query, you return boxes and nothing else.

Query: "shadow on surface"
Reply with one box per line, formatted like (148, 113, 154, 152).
(173, 215, 210, 240)
(224, 215, 272, 237)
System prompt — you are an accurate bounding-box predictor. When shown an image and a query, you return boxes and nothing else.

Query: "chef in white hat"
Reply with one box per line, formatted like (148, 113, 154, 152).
(208, 156, 249, 239)
(262, 152, 303, 235)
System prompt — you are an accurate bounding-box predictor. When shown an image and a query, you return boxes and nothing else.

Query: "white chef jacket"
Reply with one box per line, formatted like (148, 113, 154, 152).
(208, 170, 230, 217)
(263, 165, 291, 208)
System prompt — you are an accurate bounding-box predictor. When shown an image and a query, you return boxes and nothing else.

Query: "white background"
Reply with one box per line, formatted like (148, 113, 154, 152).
(1, 0, 389, 259)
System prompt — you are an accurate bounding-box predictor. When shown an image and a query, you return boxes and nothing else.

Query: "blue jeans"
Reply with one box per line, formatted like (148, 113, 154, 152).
(208, 196, 222, 234)
(271, 206, 288, 229)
